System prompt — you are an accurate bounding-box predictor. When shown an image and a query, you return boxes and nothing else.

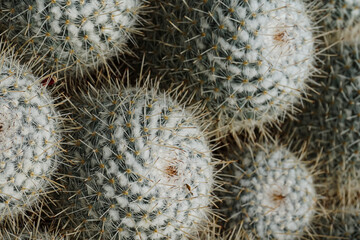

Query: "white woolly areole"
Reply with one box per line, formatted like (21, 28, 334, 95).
(66, 87, 214, 239)
(0, 52, 60, 219)
(0, 0, 143, 75)
(224, 144, 315, 240)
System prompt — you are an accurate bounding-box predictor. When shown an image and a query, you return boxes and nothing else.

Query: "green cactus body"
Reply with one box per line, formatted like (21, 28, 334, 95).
(222, 143, 316, 240)
(286, 43, 360, 206)
(0, 46, 61, 220)
(64, 85, 214, 239)
(144, 0, 314, 137)
(0, 0, 143, 78)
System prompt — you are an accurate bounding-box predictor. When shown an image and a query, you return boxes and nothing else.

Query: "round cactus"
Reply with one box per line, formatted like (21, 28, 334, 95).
(63, 84, 214, 239)
(285, 43, 360, 206)
(322, 0, 360, 44)
(221, 143, 316, 240)
(0, 45, 61, 220)
(143, 0, 315, 138)
(0, 0, 143, 78)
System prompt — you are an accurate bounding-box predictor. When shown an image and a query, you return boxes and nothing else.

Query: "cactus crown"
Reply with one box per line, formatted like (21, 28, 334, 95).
(144, 0, 315, 138)
(63, 82, 214, 239)
(221, 143, 316, 240)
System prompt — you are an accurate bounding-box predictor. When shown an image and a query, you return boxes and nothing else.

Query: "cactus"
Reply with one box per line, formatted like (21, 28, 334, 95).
(313, 210, 360, 239)
(285, 43, 360, 206)
(62, 83, 214, 239)
(143, 0, 315, 138)
(0, 0, 143, 79)
(2, 230, 67, 240)
(221, 143, 316, 240)
(0, 44, 61, 220)
(322, 0, 360, 44)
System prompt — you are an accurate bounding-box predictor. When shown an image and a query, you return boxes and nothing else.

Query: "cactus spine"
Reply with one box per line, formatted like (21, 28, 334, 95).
(0, 0, 143, 78)
(0, 44, 61, 220)
(221, 143, 316, 239)
(62, 84, 214, 239)
(143, 0, 315, 138)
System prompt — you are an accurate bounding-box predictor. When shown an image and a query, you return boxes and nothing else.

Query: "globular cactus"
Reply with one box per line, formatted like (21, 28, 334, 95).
(221, 143, 316, 240)
(321, 0, 360, 44)
(63, 83, 214, 239)
(286, 43, 360, 206)
(0, 0, 143, 79)
(144, 0, 315, 138)
(0, 44, 61, 220)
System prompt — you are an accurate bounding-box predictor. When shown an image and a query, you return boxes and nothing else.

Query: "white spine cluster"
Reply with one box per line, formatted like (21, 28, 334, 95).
(64, 86, 214, 239)
(0, 47, 61, 220)
(145, 0, 314, 137)
(0, 0, 143, 77)
(223, 144, 316, 239)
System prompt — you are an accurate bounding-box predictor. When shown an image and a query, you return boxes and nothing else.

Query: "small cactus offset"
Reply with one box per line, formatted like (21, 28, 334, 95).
(143, 0, 315, 138)
(63, 83, 214, 239)
(0, 44, 61, 220)
(221, 143, 316, 240)
(0, 0, 143, 78)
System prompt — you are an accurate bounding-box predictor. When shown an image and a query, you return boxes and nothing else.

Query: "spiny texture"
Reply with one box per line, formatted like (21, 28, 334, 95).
(2, 230, 67, 240)
(315, 211, 360, 239)
(322, 0, 360, 44)
(0, 48, 60, 219)
(144, 0, 314, 137)
(0, 0, 142, 78)
(64, 86, 214, 239)
(286, 44, 360, 206)
(222, 144, 316, 240)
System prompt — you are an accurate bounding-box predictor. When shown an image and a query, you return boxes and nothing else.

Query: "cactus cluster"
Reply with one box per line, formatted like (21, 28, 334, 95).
(221, 143, 316, 239)
(63, 84, 214, 239)
(2, 0, 360, 238)
(144, 0, 315, 137)
(0, 46, 61, 220)
(0, 0, 143, 78)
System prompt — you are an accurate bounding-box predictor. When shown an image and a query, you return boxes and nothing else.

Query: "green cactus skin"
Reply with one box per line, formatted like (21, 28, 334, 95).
(63, 84, 214, 239)
(221, 143, 316, 240)
(0, 44, 61, 221)
(142, 0, 315, 138)
(0, 0, 143, 79)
